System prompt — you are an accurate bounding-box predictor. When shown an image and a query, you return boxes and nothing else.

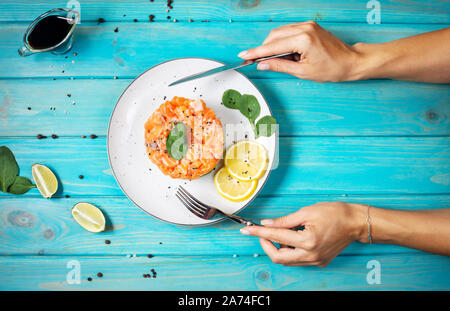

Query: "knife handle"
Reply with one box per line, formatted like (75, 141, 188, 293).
(254, 52, 298, 63)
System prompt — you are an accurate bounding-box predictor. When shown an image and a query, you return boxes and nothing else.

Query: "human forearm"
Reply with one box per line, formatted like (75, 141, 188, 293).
(355, 205, 450, 256)
(350, 28, 450, 83)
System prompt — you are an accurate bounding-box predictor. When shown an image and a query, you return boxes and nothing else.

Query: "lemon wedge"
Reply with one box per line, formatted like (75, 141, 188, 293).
(214, 167, 257, 201)
(31, 163, 58, 198)
(72, 202, 106, 233)
(224, 140, 268, 181)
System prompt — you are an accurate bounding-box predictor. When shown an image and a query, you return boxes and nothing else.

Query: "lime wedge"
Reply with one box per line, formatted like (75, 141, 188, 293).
(72, 202, 106, 233)
(31, 163, 58, 198)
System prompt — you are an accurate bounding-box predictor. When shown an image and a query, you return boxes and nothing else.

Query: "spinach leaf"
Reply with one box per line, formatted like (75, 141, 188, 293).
(0, 146, 19, 193)
(222, 89, 241, 109)
(239, 94, 261, 123)
(166, 123, 188, 160)
(8, 176, 35, 195)
(256, 115, 277, 137)
(221, 89, 277, 138)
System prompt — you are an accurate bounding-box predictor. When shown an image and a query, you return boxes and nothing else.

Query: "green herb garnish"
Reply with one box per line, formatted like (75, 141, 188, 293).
(256, 115, 277, 137)
(222, 89, 277, 138)
(222, 89, 241, 109)
(0, 146, 35, 195)
(166, 123, 188, 160)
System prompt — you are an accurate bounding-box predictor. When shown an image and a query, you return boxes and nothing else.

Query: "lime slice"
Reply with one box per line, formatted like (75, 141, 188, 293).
(214, 167, 257, 201)
(31, 163, 58, 198)
(72, 202, 106, 233)
(224, 140, 268, 182)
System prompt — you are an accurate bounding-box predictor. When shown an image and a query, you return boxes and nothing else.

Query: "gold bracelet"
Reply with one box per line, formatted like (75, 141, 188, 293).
(367, 205, 373, 244)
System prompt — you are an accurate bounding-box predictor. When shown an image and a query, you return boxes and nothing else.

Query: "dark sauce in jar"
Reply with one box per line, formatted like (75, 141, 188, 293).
(28, 15, 73, 50)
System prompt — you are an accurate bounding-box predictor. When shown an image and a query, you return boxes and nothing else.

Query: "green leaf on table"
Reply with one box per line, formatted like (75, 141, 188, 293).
(222, 89, 241, 109)
(8, 176, 36, 195)
(166, 122, 188, 160)
(0, 146, 19, 193)
(256, 115, 277, 137)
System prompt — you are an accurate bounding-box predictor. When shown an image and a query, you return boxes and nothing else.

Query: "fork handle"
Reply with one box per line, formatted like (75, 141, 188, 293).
(217, 210, 255, 226)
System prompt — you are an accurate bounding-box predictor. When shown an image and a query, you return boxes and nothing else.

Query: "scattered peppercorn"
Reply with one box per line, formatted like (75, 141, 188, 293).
(114, 27, 119, 32)
(27, 107, 31, 110)
(81, 135, 86, 138)
(67, 94, 71, 97)
(65, 194, 70, 198)
(133, 18, 138, 22)
(188, 19, 193, 22)
(87, 277, 92, 281)
(105, 240, 111, 244)
(97, 272, 103, 277)
(79, 175, 84, 179)
(37, 134, 47, 139)
(73, 52, 77, 56)
(97, 18, 105, 24)
(147, 254, 154, 258)
(51, 134, 58, 139)
(90, 134, 98, 139)
(149, 15, 155, 22)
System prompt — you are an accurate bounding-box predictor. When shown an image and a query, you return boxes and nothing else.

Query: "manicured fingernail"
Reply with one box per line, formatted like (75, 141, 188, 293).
(238, 50, 248, 58)
(257, 63, 270, 71)
(240, 228, 250, 235)
(261, 219, 274, 225)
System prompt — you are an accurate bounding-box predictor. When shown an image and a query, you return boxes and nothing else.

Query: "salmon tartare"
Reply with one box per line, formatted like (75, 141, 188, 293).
(145, 96, 224, 180)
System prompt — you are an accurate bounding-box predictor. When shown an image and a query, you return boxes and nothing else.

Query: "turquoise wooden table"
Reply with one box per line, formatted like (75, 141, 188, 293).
(0, 0, 449, 291)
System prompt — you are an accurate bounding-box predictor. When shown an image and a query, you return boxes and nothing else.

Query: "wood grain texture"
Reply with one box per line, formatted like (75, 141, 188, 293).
(0, 254, 449, 290)
(0, 195, 449, 256)
(1, 79, 449, 137)
(1, 0, 449, 24)
(1, 1, 449, 291)
(0, 137, 448, 197)
(1, 22, 447, 78)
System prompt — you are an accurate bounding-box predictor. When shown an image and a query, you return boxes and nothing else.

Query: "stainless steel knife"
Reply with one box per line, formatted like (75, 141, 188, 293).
(168, 52, 296, 87)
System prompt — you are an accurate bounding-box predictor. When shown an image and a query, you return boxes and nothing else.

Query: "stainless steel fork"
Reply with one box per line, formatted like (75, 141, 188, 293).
(176, 186, 255, 226)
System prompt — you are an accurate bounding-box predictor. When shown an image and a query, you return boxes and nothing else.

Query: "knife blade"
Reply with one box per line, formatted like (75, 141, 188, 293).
(168, 52, 296, 87)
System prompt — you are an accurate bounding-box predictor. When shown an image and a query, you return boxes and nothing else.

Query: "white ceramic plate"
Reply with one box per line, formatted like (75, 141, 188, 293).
(108, 58, 277, 225)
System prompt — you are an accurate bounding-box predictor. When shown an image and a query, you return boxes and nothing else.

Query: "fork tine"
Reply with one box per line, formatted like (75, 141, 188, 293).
(177, 192, 206, 216)
(179, 186, 210, 211)
(177, 187, 218, 220)
(175, 192, 205, 218)
(177, 187, 208, 214)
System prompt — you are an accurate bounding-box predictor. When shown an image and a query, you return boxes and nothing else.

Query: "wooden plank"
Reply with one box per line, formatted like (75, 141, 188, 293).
(1, 0, 449, 24)
(0, 195, 449, 256)
(0, 137, 448, 197)
(1, 79, 448, 137)
(0, 254, 449, 290)
(0, 22, 447, 78)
